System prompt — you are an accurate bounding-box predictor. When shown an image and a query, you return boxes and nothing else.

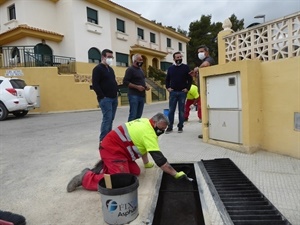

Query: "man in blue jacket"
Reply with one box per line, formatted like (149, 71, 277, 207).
(165, 52, 192, 133)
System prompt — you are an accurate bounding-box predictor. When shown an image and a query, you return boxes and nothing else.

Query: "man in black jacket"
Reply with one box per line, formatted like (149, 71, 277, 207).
(165, 52, 193, 133)
(92, 49, 119, 144)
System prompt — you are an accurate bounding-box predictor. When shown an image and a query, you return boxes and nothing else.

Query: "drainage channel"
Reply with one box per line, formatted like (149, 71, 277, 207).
(151, 163, 205, 225)
(199, 158, 292, 225)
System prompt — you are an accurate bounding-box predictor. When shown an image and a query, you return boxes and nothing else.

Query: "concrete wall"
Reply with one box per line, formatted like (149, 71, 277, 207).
(200, 53, 300, 159)
(260, 58, 300, 158)
(0, 61, 156, 112)
(0, 67, 98, 112)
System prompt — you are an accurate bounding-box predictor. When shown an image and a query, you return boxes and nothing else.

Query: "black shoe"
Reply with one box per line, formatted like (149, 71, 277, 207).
(165, 128, 173, 134)
(178, 128, 183, 133)
(0, 210, 26, 225)
(184, 118, 188, 122)
(67, 168, 89, 192)
(91, 160, 103, 174)
(198, 134, 203, 139)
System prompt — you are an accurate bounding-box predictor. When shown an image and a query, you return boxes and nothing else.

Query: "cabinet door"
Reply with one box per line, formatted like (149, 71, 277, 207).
(208, 110, 242, 144)
(207, 73, 241, 109)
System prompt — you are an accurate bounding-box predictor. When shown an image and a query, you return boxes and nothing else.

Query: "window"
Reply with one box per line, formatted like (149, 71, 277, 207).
(88, 47, 101, 63)
(167, 38, 171, 48)
(8, 4, 16, 20)
(87, 7, 98, 24)
(117, 19, 125, 33)
(150, 32, 156, 43)
(11, 47, 20, 63)
(160, 62, 173, 71)
(178, 42, 182, 51)
(137, 28, 144, 40)
(116, 52, 128, 67)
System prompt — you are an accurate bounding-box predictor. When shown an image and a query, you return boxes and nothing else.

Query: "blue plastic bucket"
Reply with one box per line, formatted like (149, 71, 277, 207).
(163, 109, 169, 117)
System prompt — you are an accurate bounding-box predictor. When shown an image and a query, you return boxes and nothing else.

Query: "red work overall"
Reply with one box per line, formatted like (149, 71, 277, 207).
(82, 125, 141, 191)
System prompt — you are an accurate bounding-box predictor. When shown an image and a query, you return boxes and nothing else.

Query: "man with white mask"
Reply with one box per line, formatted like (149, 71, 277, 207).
(190, 45, 215, 138)
(92, 49, 119, 146)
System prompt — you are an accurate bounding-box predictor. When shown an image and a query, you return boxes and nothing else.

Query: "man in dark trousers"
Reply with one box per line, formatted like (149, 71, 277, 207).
(191, 45, 215, 138)
(123, 54, 150, 122)
(92, 49, 119, 145)
(165, 52, 193, 133)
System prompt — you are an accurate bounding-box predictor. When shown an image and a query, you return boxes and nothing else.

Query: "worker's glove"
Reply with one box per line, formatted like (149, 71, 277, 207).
(174, 171, 186, 179)
(144, 162, 154, 168)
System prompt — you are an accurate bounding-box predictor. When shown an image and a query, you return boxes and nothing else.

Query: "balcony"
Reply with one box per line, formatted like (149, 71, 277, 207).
(224, 12, 300, 62)
(0, 46, 76, 74)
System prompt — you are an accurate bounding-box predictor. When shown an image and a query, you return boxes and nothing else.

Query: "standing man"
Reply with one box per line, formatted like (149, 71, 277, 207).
(92, 49, 119, 145)
(66, 113, 187, 192)
(165, 52, 192, 133)
(192, 45, 215, 138)
(123, 54, 150, 122)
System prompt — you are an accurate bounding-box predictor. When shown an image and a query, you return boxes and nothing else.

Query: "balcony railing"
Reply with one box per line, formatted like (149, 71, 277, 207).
(224, 12, 300, 62)
(0, 46, 76, 74)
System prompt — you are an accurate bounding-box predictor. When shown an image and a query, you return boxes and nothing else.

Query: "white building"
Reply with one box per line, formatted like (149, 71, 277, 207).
(0, 0, 190, 71)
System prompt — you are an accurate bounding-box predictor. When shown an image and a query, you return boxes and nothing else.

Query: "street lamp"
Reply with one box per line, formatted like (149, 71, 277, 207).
(254, 14, 265, 23)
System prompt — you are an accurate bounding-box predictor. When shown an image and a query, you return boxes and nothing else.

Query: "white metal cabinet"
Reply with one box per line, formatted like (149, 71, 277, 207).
(206, 73, 242, 144)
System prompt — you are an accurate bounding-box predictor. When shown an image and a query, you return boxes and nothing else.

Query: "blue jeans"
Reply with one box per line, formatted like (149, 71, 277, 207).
(99, 97, 118, 141)
(168, 91, 187, 129)
(128, 95, 145, 122)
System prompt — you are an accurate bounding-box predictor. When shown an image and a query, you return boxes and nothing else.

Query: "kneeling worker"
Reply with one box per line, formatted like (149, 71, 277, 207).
(67, 113, 187, 192)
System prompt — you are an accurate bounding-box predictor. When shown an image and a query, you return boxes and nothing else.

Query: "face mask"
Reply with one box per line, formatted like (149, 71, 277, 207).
(198, 52, 205, 60)
(136, 62, 143, 67)
(154, 126, 165, 136)
(175, 59, 182, 65)
(105, 58, 113, 66)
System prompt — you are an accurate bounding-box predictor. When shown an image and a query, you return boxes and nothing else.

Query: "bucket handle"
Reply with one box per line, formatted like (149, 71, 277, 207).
(104, 174, 112, 189)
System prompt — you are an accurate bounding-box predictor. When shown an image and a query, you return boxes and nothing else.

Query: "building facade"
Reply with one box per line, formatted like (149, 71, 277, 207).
(0, 0, 189, 71)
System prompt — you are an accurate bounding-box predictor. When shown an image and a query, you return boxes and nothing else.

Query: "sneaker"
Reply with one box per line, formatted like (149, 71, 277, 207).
(165, 128, 173, 134)
(178, 128, 183, 133)
(67, 168, 89, 192)
(91, 160, 103, 174)
(198, 134, 203, 139)
(199, 119, 202, 123)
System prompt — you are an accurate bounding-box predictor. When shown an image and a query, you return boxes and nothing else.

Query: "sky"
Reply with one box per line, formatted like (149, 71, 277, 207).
(112, 0, 300, 31)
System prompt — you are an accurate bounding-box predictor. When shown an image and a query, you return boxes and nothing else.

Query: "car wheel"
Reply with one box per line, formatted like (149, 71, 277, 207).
(12, 110, 28, 117)
(24, 86, 37, 104)
(0, 102, 9, 121)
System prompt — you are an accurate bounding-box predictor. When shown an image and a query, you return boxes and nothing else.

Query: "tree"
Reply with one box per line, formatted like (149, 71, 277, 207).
(177, 26, 188, 36)
(228, 14, 244, 32)
(147, 66, 166, 85)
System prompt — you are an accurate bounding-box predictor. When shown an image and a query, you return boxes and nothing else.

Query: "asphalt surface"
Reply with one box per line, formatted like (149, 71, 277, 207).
(0, 101, 299, 225)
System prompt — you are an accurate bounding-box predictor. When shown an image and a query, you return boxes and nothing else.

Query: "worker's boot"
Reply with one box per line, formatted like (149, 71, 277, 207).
(91, 160, 103, 174)
(66, 168, 89, 192)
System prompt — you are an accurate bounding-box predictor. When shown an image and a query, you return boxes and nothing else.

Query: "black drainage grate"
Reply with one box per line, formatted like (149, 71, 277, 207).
(152, 163, 205, 225)
(199, 158, 292, 225)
